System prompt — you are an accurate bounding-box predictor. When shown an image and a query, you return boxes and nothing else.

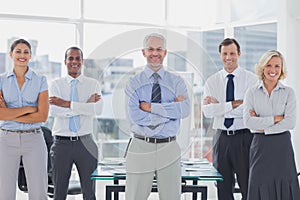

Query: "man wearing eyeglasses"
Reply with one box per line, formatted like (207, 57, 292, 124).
(124, 33, 190, 200)
(49, 47, 103, 200)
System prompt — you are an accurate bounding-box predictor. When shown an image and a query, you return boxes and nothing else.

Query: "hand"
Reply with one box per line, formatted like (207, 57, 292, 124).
(249, 109, 257, 117)
(139, 101, 151, 112)
(49, 96, 70, 108)
(256, 130, 265, 133)
(203, 96, 218, 105)
(0, 95, 7, 108)
(87, 93, 101, 103)
(249, 109, 266, 133)
(25, 106, 38, 113)
(174, 95, 185, 102)
(274, 115, 284, 123)
(232, 100, 243, 108)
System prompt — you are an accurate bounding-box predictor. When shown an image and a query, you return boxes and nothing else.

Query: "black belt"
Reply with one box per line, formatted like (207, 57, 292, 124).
(55, 134, 90, 141)
(134, 134, 176, 143)
(220, 129, 248, 136)
(0, 128, 41, 134)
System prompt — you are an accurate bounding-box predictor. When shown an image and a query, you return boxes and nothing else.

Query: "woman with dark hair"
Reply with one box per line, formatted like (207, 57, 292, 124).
(0, 39, 49, 199)
(244, 50, 300, 200)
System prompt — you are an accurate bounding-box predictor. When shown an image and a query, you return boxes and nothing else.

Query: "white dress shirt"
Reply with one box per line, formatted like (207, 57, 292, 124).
(243, 81, 296, 135)
(49, 75, 103, 136)
(202, 67, 258, 130)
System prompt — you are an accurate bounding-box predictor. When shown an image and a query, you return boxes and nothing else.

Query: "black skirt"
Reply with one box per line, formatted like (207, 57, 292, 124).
(247, 131, 300, 200)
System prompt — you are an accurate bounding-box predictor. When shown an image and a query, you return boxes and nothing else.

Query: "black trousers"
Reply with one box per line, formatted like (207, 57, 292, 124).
(50, 134, 98, 200)
(213, 129, 253, 200)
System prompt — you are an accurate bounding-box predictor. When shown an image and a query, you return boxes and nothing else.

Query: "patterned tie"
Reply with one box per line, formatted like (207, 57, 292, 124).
(69, 79, 80, 132)
(224, 74, 234, 128)
(148, 73, 161, 130)
(151, 73, 161, 103)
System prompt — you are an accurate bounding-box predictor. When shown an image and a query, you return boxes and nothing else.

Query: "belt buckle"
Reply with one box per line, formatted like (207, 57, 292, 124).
(227, 130, 235, 136)
(145, 136, 150, 143)
(33, 128, 40, 134)
(70, 136, 79, 141)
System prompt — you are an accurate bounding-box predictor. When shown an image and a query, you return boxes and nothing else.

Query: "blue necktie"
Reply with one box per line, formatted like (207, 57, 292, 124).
(69, 79, 80, 132)
(224, 74, 234, 129)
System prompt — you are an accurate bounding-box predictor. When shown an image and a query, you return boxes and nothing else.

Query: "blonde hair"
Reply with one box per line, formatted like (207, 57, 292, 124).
(255, 50, 287, 80)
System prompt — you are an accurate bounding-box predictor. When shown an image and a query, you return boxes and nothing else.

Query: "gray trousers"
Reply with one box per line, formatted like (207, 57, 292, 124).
(125, 138, 181, 200)
(50, 134, 98, 200)
(0, 129, 48, 200)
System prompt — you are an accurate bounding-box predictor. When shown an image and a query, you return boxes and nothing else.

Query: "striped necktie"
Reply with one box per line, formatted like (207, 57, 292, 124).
(148, 73, 161, 130)
(151, 73, 161, 103)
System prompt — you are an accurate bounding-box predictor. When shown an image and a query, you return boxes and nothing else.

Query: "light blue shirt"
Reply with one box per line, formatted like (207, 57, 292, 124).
(0, 69, 48, 130)
(125, 66, 190, 138)
(243, 80, 297, 135)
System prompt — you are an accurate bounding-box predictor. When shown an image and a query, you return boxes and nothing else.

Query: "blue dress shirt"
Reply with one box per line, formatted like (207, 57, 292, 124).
(0, 69, 48, 130)
(125, 66, 190, 138)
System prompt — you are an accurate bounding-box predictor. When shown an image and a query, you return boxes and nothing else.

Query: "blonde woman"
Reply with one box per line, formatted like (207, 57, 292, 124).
(243, 50, 300, 200)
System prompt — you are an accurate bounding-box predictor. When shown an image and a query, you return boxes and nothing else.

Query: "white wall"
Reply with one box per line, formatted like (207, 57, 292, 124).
(278, 0, 300, 168)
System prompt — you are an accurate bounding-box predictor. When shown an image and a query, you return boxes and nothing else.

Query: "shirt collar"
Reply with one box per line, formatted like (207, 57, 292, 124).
(66, 74, 84, 84)
(144, 66, 165, 79)
(222, 67, 242, 79)
(7, 68, 33, 80)
(257, 80, 286, 91)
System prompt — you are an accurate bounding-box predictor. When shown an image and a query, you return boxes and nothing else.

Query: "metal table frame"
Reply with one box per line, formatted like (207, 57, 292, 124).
(91, 160, 223, 200)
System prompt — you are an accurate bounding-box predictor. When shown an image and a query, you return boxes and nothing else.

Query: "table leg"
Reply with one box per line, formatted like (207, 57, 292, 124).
(105, 182, 208, 200)
(106, 186, 112, 200)
(106, 185, 125, 200)
(113, 180, 119, 200)
(192, 180, 197, 200)
(201, 187, 207, 200)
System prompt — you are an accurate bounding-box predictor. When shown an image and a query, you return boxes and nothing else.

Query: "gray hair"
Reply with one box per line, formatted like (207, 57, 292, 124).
(143, 33, 166, 49)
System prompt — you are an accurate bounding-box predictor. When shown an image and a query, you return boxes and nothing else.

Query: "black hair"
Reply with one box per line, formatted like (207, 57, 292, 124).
(64, 47, 83, 60)
(10, 39, 31, 53)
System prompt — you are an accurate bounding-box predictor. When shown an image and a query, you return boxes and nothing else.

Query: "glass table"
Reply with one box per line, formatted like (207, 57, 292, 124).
(91, 158, 223, 200)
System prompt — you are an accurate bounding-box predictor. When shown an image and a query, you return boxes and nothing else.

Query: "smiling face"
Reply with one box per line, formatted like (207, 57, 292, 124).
(263, 56, 282, 83)
(142, 36, 167, 71)
(10, 43, 31, 68)
(65, 49, 83, 78)
(220, 43, 241, 73)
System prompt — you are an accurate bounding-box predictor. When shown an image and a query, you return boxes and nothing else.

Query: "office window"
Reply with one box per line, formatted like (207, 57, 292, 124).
(0, 0, 80, 18)
(83, 24, 151, 58)
(186, 29, 224, 159)
(84, 0, 165, 25)
(188, 29, 225, 82)
(230, 0, 278, 21)
(168, 0, 218, 27)
(234, 23, 277, 72)
(0, 20, 76, 83)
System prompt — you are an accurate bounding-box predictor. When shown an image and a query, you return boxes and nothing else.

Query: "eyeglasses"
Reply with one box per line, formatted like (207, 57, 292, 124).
(145, 47, 165, 53)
